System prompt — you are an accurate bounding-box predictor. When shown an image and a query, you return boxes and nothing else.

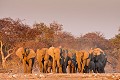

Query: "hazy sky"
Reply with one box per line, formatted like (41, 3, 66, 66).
(0, 0, 120, 39)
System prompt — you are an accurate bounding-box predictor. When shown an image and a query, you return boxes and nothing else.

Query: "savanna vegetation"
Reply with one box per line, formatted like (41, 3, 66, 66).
(0, 17, 120, 73)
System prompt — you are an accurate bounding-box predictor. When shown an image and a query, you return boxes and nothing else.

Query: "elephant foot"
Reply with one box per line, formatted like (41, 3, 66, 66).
(27, 69, 32, 73)
(47, 67, 51, 73)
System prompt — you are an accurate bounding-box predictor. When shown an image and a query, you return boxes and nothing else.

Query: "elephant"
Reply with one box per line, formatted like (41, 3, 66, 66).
(36, 48, 52, 73)
(87, 48, 96, 73)
(64, 49, 77, 73)
(76, 50, 90, 73)
(48, 46, 63, 73)
(58, 48, 68, 73)
(89, 48, 107, 73)
(88, 60, 95, 73)
(16, 47, 36, 73)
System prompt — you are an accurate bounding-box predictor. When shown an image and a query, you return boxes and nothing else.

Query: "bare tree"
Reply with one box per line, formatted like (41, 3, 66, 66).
(0, 40, 15, 68)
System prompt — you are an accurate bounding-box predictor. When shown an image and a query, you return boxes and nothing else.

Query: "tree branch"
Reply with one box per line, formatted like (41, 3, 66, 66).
(5, 48, 15, 60)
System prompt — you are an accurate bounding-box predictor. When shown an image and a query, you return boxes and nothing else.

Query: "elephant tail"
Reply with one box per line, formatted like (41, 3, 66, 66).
(106, 60, 112, 65)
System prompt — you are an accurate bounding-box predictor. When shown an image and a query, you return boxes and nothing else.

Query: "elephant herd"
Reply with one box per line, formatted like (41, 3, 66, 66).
(16, 47, 107, 73)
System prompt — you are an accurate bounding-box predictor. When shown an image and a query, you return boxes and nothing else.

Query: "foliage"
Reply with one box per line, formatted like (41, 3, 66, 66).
(75, 32, 112, 50)
(0, 17, 120, 71)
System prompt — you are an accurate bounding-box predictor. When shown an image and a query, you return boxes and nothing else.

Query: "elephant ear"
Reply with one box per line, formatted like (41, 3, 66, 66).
(27, 49, 36, 60)
(16, 47, 24, 59)
(82, 50, 89, 60)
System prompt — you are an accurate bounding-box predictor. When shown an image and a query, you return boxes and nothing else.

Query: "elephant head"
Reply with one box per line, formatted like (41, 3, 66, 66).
(16, 47, 36, 60)
(16, 47, 36, 73)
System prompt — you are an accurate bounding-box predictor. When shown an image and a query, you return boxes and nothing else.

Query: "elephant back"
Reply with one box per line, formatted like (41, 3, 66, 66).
(27, 49, 36, 60)
(48, 46, 55, 58)
(76, 51, 82, 59)
(36, 49, 45, 61)
(41, 48, 48, 54)
(42, 48, 50, 61)
(16, 47, 24, 59)
(80, 50, 89, 60)
(93, 48, 104, 56)
(54, 48, 61, 60)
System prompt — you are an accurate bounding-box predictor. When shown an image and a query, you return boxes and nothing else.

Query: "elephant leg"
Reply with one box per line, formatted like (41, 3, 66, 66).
(67, 65, 71, 73)
(95, 62, 100, 73)
(47, 60, 52, 73)
(99, 66, 105, 73)
(47, 67, 51, 73)
(44, 61, 48, 73)
(86, 59, 90, 67)
(39, 61, 43, 73)
(97, 61, 104, 73)
(83, 66, 89, 73)
(62, 64, 66, 73)
(89, 61, 95, 73)
(57, 60, 62, 73)
(85, 59, 90, 73)
(56, 67, 59, 73)
(23, 60, 27, 73)
(27, 59, 32, 73)
(52, 60, 56, 73)
(71, 64, 75, 73)
(81, 60, 86, 73)
(77, 62, 81, 73)
(59, 66, 62, 73)
(67, 60, 71, 73)
(76, 63, 78, 73)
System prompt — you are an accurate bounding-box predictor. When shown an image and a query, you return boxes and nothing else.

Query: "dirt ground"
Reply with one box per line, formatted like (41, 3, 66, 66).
(0, 73, 120, 80)
(0, 59, 119, 80)
(0, 64, 120, 80)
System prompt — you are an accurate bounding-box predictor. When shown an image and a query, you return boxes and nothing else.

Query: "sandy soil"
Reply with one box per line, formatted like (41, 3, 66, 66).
(0, 73, 120, 80)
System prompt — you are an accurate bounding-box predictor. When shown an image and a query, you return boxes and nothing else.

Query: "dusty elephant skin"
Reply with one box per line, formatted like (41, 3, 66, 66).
(90, 48, 107, 73)
(63, 49, 77, 73)
(76, 50, 90, 73)
(47, 47, 63, 73)
(16, 47, 36, 73)
(36, 48, 52, 73)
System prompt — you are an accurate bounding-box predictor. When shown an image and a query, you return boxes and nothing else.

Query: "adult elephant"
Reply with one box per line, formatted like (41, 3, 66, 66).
(36, 48, 52, 73)
(64, 49, 77, 73)
(48, 46, 62, 73)
(58, 48, 67, 73)
(87, 48, 96, 73)
(16, 47, 36, 73)
(91, 48, 107, 73)
(76, 50, 90, 73)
